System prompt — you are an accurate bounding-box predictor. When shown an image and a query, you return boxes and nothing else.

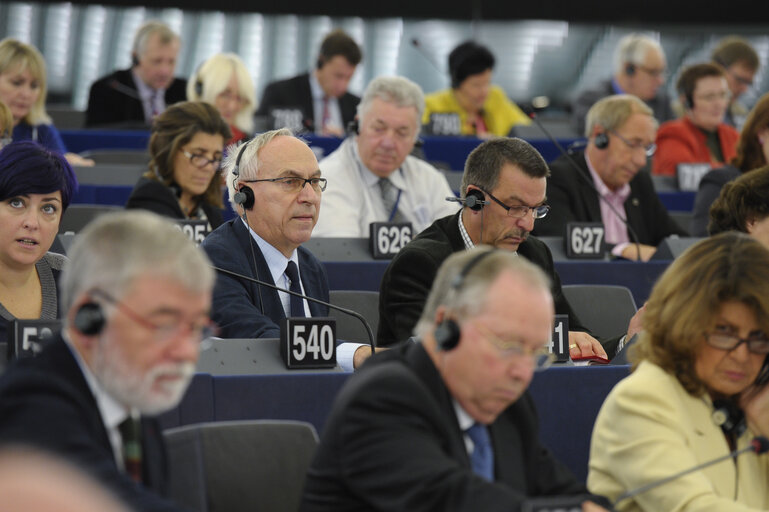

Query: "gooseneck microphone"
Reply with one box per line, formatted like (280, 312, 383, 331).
(613, 435, 769, 508)
(212, 266, 375, 355)
(108, 79, 141, 100)
(525, 108, 644, 260)
(411, 38, 445, 78)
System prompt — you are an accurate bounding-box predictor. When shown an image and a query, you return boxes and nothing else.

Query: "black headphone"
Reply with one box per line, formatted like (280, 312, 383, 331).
(434, 249, 497, 351)
(463, 189, 487, 211)
(232, 141, 255, 210)
(131, 53, 139, 67)
(712, 398, 747, 439)
(594, 132, 610, 150)
(625, 62, 636, 76)
(684, 93, 695, 110)
(73, 302, 106, 336)
(346, 119, 359, 136)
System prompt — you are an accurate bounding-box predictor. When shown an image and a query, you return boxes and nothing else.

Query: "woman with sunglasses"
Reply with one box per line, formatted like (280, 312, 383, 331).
(126, 101, 231, 229)
(588, 232, 769, 511)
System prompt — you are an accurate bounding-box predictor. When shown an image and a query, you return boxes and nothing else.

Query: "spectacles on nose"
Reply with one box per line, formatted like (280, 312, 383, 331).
(637, 65, 667, 79)
(243, 176, 328, 193)
(610, 130, 657, 157)
(704, 331, 769, 354)
(480, 189, 550, 219)
(89, 289, 218, 346)
(182, 150, 223, 170)
(727, 69, 754, 88)
(474, 323, 554, 371)
(694, 91, 732, 103)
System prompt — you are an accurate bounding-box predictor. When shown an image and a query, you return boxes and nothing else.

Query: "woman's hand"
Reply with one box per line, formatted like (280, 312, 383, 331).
(740, 381, 769, 438)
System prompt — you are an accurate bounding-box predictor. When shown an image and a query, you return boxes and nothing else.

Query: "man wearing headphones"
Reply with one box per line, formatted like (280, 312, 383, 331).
(302, 248, 609, 511)
(379, 137, 623, 360)
(711, 37, 759, 130)
(0, 210, 214, 511)
(313, 75, 457, 237)
(86, 20, 187, 127)
(535, 94, 686, 261)
(572, 33, 672, 136)
(256, 29, 361, 136)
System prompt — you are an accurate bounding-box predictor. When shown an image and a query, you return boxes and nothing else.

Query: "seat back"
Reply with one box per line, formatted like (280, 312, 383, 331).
(562, 284, 637, 340)
(59, 204, 123, 234)
(164, 420, 319, 512)
(329, 290, 379, 344)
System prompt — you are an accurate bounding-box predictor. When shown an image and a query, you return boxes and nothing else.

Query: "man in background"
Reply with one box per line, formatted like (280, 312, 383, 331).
(86, 20, 187, 127)
(711, 36, 760, 130)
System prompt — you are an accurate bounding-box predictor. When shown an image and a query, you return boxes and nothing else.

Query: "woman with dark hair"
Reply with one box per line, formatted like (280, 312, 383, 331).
(691, 92, 769, 235)
(588, 232, 769, 511)
(708, 165, 769, 248)
(422, 41, 530, 138)
(125, 101, 231, 229)
(0, 140, 78, 343)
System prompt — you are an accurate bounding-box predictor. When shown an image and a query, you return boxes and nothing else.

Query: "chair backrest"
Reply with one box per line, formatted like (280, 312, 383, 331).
(164, 420, 319, 512)
(79, 149, 150, 166)
(562, 284, 637, 340)
(59, 204, 123, 234)
(329, 290, 379, 344)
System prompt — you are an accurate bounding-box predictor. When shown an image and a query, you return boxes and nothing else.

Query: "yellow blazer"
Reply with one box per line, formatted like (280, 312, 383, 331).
(588, 361, 769, 512)
(422, 86, 530, 137)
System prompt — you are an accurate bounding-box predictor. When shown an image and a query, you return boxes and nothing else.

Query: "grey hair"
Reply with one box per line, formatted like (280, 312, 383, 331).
(132, 20, 179, 59)
(60, 210, 214, 314)
(414, 246, 551, 338)
(585, 93, 658, 138)
(613, 33, 664, 75)
(356, 75, 425, 137)
(223, 127, 294, 212)
(460, 137, 549, 198)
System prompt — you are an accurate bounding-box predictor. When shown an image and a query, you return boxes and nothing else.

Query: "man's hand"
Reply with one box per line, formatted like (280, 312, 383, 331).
(625, 304, 646, 342)
(568, 331, 608, 359)
(620, 243, 657, 261)
(353, 345, 388, 369)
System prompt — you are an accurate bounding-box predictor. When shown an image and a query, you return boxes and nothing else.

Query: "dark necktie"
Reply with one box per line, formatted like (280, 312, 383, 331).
(285, 261, 305, 317)
(378, 177, 407, 223)
(119, 416, 143, 483)
(466, 422, 494, 481)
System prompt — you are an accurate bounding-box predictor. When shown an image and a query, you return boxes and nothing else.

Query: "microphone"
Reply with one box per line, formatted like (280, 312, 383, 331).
(613, 436, 769, 508)
(212, 266, 375, 355)
(108, 79, 142, 101)
(445, 195, 489, 209)
(411, 38, 445, 79)
(524, 108, 644, 261)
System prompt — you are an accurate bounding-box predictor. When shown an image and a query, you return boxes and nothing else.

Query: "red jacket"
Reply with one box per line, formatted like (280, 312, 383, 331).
(652, 117, 739, 176)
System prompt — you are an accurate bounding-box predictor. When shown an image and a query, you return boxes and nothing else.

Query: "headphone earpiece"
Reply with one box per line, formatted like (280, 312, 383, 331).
(625, 62, 636, 76)
(73, 302, 106, 336)
(712, 399, 747, 439)
(194, 79, 203, 98)
(346, 119, 359, 135)
(131, 53, 139, 67)
(463, 189, 487, 211)
(234, 186, 255, 210)
(434, 319, 461, 351)
(594, 132, 610, 150)
(684, 94, 694, 110)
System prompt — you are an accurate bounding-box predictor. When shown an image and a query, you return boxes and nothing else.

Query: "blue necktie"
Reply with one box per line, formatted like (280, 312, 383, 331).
(466, 422, 494, 481)
(284, 261, 305, 317)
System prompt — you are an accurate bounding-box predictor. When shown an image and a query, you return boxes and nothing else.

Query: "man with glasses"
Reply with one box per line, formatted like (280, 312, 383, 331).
(572, 33, 673, 135)
(379, 137, 619, 362)
(535, 94, 687, 261)
(711, 36, 760, 130)
(201, 129, 368, 370)
(313, 75, 457, 237)
(0, 210, 214, 511)
(301, 248, 610, 512)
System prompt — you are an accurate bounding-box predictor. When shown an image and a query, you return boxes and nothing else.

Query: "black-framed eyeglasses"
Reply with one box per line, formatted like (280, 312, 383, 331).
(704, 331, 769, 354)
(727, 68, 754, 88)
(243, 176, 328, 193)
(89, 289, 218, 346)
(609, 130, 657, 157)
(182, 150, 223, 170)
(481, 189, 550, 219)
(474, 323, 555, 371)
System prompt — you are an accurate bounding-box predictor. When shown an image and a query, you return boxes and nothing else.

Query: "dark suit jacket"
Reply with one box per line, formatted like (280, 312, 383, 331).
(200, 218, 329, 339)
(256, 73, 359, 132)
(125, 177, 224, 230)
(86, 69, 187, 128)
(0, 336, 183, 511)
(376, 211, 616, 353)
(533, 151, 688, 246)
(300, 341, 590, 511)
(690, 165, 742, 236)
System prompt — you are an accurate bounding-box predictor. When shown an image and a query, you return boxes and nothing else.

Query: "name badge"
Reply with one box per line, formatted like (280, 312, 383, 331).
(270, 108, 306, 133)
(429, 113, 461, 135)
(280, 317, 337, 369)
(369, 222, 413, 259)
(546, 314, 570, 363)
(176, 219, 211, 245)
(521, 495, 588, 512)
(677, 163, 711, 191)
(566, 223, 606, 259)
(8, 319, 61, 360)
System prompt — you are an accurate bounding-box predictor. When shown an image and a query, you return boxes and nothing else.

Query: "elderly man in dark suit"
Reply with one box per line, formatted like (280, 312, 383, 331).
(378, 137, 638, 360)
(256, 29, 362, 136)
(0, 210, 215, 511)
(534, 94, 687, 261)
(86, 20, 187, 128)
(301, 248, 610, 511)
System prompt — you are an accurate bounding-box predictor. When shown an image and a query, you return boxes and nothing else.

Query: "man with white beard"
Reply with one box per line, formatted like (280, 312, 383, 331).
(0, 210, 214, 512)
